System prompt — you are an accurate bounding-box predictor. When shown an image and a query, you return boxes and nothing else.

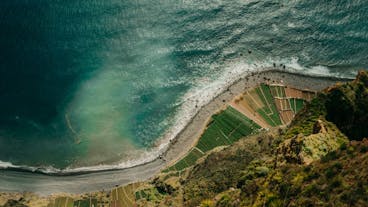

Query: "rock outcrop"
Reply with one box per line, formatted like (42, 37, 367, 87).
(278, 119, 348, 165)
(134, 71, 368, 207)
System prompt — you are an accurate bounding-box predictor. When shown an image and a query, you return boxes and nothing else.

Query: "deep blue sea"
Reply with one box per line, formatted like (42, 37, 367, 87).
(0, 0, 367, 171)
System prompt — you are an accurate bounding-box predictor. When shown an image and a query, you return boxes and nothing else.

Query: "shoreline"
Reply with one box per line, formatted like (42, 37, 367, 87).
(161, 68, 353, 168)
(0, 69, 353, 194)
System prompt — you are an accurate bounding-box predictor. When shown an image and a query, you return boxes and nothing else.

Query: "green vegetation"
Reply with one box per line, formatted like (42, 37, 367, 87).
(137, 123, 367, 207)
(289, 98, 305, 114)
(165, 84, 317, 173)
(73, 198, 97, 207)
(54, 197, 73, 207)
(166, 106, 261, 172)
(285, 96, 327, 139)
(165, 148, 204, 172)
(8, 73, 368, 207)
(110, 183, 141, 207)
(198, 106, 261, 151)
(134, 71, 368, 207)
(135, 188, 162, 202)
(270, 85, 286, 98)
(255, 84, 282, 126)
(325, 70, 368, 140)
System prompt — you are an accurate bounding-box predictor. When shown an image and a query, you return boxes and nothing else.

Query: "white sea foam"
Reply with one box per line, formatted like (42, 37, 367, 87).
(139, 57, 351, 170)
(0, 161, 17, 169)
(0, 58, 349, 175)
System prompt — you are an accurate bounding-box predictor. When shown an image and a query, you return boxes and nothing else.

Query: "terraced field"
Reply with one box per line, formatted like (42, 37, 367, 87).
(165, 83, 317, 172)
(47, 184, 141, 207)
(46, 83, 319, 206)
(73, 198, 98, 207)
(110, 183, 141, 207)
(165, 106, 261, 172)
(255, 84, 283, 126)
(47, 196, 102, 207)
(290, 98, 306, 113)
(270, 85, 286, 98)
(50, 197, 74, 207)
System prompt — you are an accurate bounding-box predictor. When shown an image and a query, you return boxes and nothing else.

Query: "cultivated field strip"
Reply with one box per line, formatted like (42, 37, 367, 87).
(165, 106, 261, 172)
(47, 183, 141, 207)
(47, 83, 320, 206)
(165, 83, 317, 173)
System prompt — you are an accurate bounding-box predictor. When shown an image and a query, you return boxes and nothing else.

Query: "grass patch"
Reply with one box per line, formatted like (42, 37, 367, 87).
(255, 84, 282, 126)
(167, 106, 260, 172)
(74, 198, 97, 207)
(290, 98, 305, 114)
(54, 197, 73, 207)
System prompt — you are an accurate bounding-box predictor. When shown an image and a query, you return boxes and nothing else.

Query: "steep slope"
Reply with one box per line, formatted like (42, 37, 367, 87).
(135, 71, 368, 207)
(4, 72, 365, 207)
(324, 70, 368, 140)
(166, 83, 315, 173)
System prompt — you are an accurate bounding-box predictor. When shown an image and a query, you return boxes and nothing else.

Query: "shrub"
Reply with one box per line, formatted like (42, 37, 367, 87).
(321, 151, 338, 162)
(333, 162, 343, 170)
(360, 145, 368, 153)
(265, 194, 283, 207)
(216, 194, 231, 207)
(153, 180, 175, 195)
(303, 165, 311, 173)
(255, 166, 270, 177)
(303, 183, 319, 196)
(303, 172, 320, 182)
(240, 180, 259, 196)
(278, 182, 290, 198)
(329, 178, 342, 189)
(325, 167, 337, 179)
(200, 199, 215, 207)
(339, 142, 347, 150)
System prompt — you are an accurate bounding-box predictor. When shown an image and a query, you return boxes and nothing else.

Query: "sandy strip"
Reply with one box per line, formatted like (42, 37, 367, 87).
(162, 69, 351, 167)
(0, 69, 352, 195)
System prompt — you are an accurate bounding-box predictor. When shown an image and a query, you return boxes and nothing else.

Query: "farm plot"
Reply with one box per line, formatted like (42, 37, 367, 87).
(290, 98, 305, 114)
(73, 198, 98, 207)
(166, 106, 260, 172)
(111, 183, 141, 207)
(255, 84, 282, 126)
(53, 197, 74, 207)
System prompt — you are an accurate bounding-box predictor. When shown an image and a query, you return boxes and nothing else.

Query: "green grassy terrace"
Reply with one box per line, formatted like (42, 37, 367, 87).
(164, 106, 261, 172)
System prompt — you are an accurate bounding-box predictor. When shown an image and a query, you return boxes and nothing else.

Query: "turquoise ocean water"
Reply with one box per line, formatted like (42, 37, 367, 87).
(0, 0, 367, 172)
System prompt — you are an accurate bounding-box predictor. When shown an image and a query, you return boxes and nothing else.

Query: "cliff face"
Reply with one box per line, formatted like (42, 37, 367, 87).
(278, 119, 347, 165)
(2, 72, 367, 207)
(325, 70, 368, 140)
(135, 71, 368, 207)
